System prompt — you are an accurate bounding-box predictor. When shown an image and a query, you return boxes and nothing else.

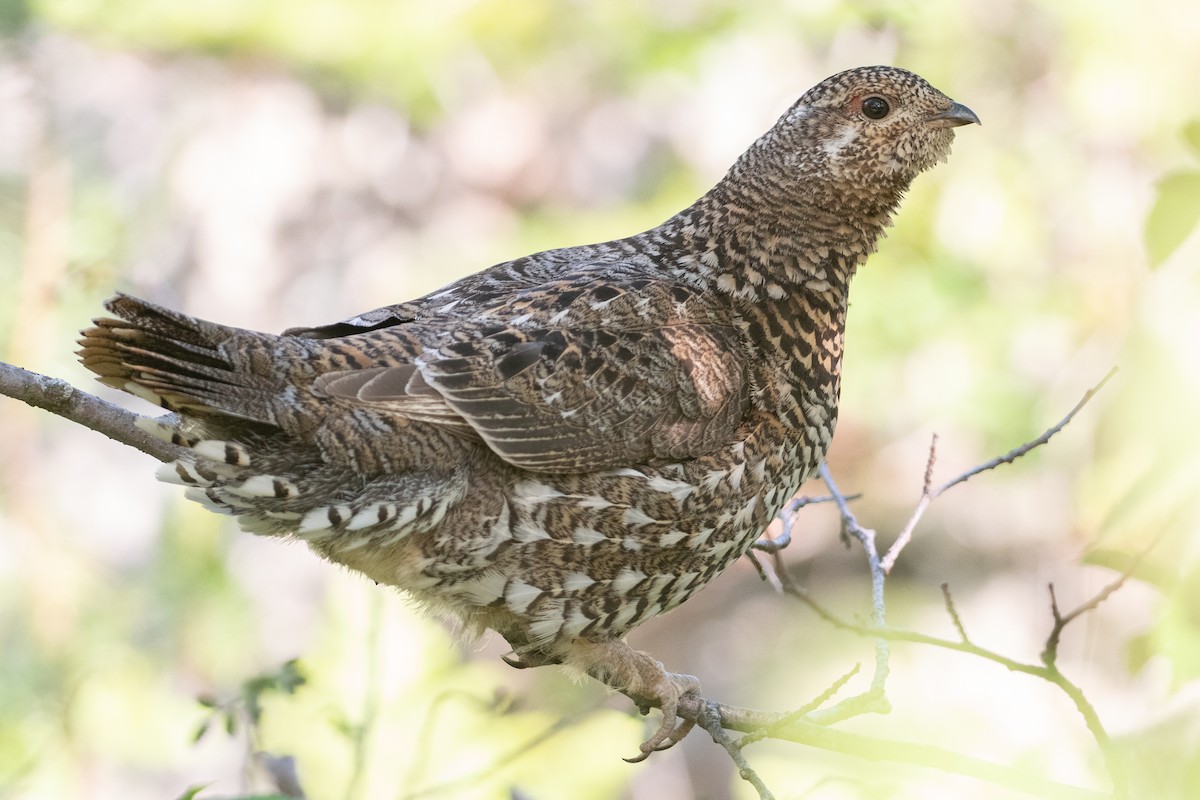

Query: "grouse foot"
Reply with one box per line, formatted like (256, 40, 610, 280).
(564, 638, 701, 762)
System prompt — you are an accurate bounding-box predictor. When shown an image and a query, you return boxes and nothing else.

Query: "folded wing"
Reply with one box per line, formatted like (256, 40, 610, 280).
(314, 278, 751, 472)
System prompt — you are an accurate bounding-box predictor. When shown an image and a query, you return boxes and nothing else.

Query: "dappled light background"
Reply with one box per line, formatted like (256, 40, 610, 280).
(1, 1, 1198, 798)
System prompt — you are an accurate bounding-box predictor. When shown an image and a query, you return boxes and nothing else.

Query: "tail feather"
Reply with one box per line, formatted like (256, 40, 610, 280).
(78, 292, 280, 423)
(80, 294, 472, 548)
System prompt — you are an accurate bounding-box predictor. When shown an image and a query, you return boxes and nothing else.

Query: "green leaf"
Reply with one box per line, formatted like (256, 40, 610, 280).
(1082, 547, 1178, 592)
(174, 786, 210, 800)
(1183, 120, 1200, 159)
(1145, 170, 1200, 267)
(276, 659, 306, 694)
(1125, 632, 1154, 675)
(244, 691, 263, 725)
(191, 716, 212, 744)
(330, 713, 355, 738)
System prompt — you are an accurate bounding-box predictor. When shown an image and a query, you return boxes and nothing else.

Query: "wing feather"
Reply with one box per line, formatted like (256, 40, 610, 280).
(310, 277, 750, 472)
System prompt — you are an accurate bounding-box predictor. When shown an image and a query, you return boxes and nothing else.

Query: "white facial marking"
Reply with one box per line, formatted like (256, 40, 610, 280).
(823, 127, 858, 157)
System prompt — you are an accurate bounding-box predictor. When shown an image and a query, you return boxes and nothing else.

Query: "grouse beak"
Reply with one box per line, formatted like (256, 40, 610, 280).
(926, 102, 981, 128)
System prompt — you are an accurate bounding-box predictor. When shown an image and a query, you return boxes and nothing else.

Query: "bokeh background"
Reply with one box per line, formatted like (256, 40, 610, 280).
(1, 1, 1198, 798)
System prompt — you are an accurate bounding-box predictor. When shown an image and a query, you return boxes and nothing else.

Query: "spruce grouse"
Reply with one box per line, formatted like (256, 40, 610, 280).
(79, 65, 978, 759)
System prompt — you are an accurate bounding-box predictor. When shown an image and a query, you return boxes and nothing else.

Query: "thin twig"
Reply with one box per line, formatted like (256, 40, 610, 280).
(819, 462, 889, 693)
(922, 433, 939, 493)
(750, 492, 859, 591)
(878, 435, 938, 573)
(880, 495, 931, 575)
(817, 463, 872, 549)
(738, 664, 861, 750)
(879, 368, 1117, 574)
(697, 702, 775, 800)
(399, 714, 584, 800)
(672, 693, 1108, 800)
(936, 367, 1117, 497)
(752, 492, 858, 555)
(763, 547, 892, 725)
(941, 584, 970, 644)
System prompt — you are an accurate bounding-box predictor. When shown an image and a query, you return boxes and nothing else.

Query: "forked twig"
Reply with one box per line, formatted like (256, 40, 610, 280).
(765, 370, 1124, 795)
(1041, 532, 1162, 669)
(696, 701, 775, 800)
(880, 367, 1118, 572)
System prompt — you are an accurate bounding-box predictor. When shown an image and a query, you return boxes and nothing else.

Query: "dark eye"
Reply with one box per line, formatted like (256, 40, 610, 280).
(861, 96, 890, 119)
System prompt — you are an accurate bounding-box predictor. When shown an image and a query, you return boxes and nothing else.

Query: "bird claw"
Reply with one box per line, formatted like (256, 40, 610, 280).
(623, 716, 697, 763)
(622, 671, 701, 763)
(502, 649, 558, 670)
(562, 639, 701, 761)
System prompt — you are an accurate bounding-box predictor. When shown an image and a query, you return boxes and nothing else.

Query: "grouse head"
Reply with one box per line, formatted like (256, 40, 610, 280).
(749, 65, 979, 203)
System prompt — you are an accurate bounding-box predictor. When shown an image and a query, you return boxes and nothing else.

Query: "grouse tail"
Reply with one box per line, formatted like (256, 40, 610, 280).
(78, 293, 281, 425)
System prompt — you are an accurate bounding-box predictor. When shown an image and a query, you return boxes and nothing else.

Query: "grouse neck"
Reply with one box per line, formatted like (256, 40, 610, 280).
(662, 168, 904, 306)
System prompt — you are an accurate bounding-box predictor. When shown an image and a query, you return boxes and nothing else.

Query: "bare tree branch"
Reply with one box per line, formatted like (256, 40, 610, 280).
(751, 492, 858, 556)
(0, 360, 183, 463)
(736, 664, 861, 750)
(879, 433, 938, 572)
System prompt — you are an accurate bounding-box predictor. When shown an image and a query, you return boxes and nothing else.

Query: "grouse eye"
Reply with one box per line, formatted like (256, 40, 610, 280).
(861, 96, 890, 120)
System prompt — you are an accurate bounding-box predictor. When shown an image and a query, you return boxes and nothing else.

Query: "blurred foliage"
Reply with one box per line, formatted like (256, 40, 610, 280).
(1145, 122, 1200, 267)
(0, 0, 27, 35)
(192, 659, 306, 745)
(33, 0, 745, 123)
(1, 0, 1199, 799)
(175, 791, 291, 800)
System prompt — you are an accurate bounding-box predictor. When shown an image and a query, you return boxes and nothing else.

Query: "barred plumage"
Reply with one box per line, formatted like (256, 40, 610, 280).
(79, 65, 977, 759)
